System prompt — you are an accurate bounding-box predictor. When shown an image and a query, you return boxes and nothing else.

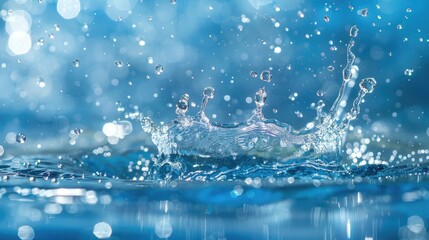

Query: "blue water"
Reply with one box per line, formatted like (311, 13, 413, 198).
(1, 0, 429, 239)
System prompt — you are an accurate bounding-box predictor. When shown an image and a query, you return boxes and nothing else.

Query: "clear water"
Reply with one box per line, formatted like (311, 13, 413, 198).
(1, 1, 429, 239)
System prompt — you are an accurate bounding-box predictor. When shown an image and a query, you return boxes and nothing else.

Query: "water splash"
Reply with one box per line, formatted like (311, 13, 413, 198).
(134, 27, 376, 164)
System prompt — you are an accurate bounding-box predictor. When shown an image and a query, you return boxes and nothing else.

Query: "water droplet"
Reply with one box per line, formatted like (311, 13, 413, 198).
(203, 87, 215, 99)
(255, 87, 267, 109)
(397, 24, 403, 30)
(36, 77, 46, 88)
(72, 59, 80, 67)
(16, 133, 26, 144)
(155, 64, 164, 75)
(406, 8, 412, 13)
(138, 40, 145, 46)
(260, 70, 272, 82)
(170, 0, 176, 4)
(297, 11, 304, 18)
(74, 128, 83, 135)
(116, 101, 125, 112)
(324, 16, 330, 22)
(404, 69, 414, 76)
(37, 38, 44, 46)
(48, 33, 55, 39)
(114, 61, 123, 68)
(317, 90, 325, 97)
(327, 65, 335, 71)
(289, 92, 298, 101)
(272, 109, 278, 113)
(294, 111, 303, 118)
(249, 71, 258, 78)
(359, 78, 377, 94)
(54, 24, 61, 31)
(349, 25, 359, 37)
(176, 94, 189, 116)
(274, 46, 281, 54)
(360, 8, 368, 17)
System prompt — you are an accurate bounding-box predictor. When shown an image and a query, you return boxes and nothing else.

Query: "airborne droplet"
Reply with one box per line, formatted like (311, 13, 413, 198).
(155, 65, 164, 75)
(360, 8, 368, 17)
(323, 16, 330, 22)
(16, 133, 26, 144)
(259, 70, 272, 82)
(72, 59, 80, 67)
(115, 61, 123, 68)
(404, 69, 414, 76)
(36, 77, 46, 88)
(73, 128, 83, 135)
(349, 25, 359, 37)
(249, 71, 258, 78)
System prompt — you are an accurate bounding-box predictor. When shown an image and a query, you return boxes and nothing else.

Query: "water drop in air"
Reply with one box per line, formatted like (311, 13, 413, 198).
(404, 69, 414, 76)
(37, 38, 44, 46)
(360, 8, 368, 17)
(324, 16, 330, 22)
(349, 25, 359, 37)
(72, 59, 80, 67)
(327, 65, 335, 71)
(115, 61, 123, 68)
(250, 71, 258, 78)
(73, 128, 83, 135)
(260, 70, 272, 82)
(155, 65, 164, 75)
(36, 77, 46, 88)
(16, 133, 26, 144)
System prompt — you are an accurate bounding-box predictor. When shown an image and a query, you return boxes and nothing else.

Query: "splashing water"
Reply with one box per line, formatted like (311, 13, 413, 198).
(128, 29, 377, 179)
(1, 2, 429, 239)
